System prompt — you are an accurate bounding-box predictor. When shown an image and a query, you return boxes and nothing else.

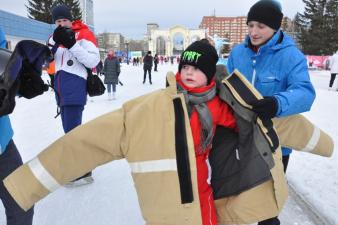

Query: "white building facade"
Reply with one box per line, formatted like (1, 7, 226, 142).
(79, 0, 94, 31)
(147, 25, 206, 56)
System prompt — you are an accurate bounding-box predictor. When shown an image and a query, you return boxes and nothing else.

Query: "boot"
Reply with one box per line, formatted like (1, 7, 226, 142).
(112, 92, 116, 100)
(108, 92, 112, 100)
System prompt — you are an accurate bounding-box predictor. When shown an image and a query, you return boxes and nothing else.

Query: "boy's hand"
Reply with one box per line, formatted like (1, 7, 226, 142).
(53, 26, 76, 49)
(251, 96, 278, 119)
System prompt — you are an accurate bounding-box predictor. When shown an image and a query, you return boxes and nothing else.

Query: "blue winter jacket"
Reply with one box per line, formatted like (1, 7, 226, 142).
(0, 27, 13, 154)
(227, 30, 316, 155)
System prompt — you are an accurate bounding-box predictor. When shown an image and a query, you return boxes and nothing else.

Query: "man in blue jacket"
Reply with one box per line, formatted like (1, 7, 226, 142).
(0, 27, 34, 225)
(227, 1, 315, 225)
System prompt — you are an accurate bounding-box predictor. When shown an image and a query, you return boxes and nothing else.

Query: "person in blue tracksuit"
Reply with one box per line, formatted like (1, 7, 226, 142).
(48, 5, 100, 184)
(0, 27, 34, 225)
(227, 1, 315, 225)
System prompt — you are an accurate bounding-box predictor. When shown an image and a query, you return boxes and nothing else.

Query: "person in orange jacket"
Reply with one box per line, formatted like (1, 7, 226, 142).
(46, 60, 55, 89)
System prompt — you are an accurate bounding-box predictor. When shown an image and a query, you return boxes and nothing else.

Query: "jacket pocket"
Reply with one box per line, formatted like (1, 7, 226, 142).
(257, 69, 281, 94)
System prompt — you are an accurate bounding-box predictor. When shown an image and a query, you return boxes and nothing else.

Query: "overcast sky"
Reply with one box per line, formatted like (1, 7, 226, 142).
(1, 0, 305, 39)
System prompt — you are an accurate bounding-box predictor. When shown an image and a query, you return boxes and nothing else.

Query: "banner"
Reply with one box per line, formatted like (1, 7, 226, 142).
(129, 51, 142, 58)
(115, 51, 127, 58)
(306, 55, 330, 69)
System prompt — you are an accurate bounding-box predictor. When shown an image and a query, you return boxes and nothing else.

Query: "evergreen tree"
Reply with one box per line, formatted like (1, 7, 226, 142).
(27, 0, 82, 24)
(26, 0, 54, 24)
(281, 17, 290, 31)
(295, 0, 338, 55)
(325, 0, 338, 53)
(53, 0, 82, 21)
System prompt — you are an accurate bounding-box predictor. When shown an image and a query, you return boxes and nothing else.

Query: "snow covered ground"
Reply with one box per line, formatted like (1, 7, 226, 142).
(0, 64, 337, 225)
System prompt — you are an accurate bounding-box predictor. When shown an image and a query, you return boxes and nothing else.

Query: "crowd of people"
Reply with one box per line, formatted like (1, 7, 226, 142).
(0, 1, 335, 225)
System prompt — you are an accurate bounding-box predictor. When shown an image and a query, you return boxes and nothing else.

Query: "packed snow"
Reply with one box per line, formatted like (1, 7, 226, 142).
(0, 64, 337, 225)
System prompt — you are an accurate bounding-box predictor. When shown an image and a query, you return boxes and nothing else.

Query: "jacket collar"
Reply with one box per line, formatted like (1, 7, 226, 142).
(245, 30, 294, 53)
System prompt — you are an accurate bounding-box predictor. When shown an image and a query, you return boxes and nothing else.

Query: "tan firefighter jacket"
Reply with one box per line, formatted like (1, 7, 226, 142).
(3, 70, 333, 225)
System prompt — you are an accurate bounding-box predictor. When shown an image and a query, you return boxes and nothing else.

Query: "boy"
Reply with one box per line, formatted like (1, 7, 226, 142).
(48, 4, 100, 184)
(0, 26, 35, 225)
(1, 38, 51, 224)
(176, 41, 237, 224)
(3, 41, 333, 225)
(227, 2, 315, 223)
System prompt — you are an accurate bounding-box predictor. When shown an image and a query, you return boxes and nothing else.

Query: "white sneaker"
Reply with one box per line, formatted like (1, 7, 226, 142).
(108, 92, 112, 100)
(112, 92, 116, 100)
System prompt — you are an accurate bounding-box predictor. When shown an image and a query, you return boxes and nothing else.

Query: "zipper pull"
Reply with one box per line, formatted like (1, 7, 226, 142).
(235, 149, 240, 160)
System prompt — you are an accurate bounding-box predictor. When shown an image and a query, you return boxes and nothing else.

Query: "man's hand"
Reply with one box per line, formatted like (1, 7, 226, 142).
(251, 96, 278, 119)
(53, 26, 76, 49)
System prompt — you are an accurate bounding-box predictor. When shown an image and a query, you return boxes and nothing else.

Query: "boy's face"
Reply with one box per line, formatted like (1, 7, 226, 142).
(180, 65, 208, 88)
(247, 21, 275, 47)
(55, 18, 72, 28)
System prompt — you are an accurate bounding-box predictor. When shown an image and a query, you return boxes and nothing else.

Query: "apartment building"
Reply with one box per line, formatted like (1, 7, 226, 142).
(200, 16, 247, 45)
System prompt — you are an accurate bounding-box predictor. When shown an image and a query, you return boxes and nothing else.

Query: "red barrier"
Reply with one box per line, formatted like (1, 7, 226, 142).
(306, 55, 330, 69)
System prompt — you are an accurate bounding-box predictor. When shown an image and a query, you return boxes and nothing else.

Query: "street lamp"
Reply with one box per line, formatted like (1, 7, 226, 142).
(125, 41, 129, 65)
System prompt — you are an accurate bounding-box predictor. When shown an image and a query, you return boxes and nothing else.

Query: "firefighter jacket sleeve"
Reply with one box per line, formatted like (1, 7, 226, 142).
(3, 108, 127, 211)
(273, 114, 333, 157)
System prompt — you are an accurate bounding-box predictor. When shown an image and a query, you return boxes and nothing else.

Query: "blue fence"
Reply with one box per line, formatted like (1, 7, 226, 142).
(0, 10, 54, 41)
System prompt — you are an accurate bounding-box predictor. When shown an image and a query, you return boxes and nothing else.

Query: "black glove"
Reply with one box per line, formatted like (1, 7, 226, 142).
(251, 96, 278, 119)
(53, 26, 76, 49)
(18, 60, 49, 99)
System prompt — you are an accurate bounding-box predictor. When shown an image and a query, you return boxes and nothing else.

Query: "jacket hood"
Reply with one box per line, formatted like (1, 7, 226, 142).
(72, 20, 88, 32)
(245, 30, 295, 53)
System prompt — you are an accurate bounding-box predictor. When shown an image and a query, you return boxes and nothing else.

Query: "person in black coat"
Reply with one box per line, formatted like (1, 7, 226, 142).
(102, 50, 120, 100)
(154, 54, 159, 72)
(143, 51, 153, 84)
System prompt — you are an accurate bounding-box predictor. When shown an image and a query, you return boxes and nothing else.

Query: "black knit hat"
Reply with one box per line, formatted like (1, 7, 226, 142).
(247, 0, 283, 30)
(51, 5, 72, 23)
(179, 41, 219, 84)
